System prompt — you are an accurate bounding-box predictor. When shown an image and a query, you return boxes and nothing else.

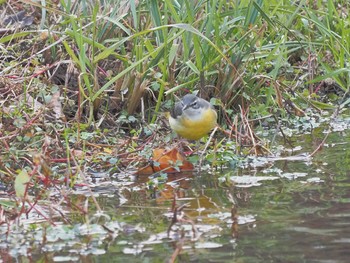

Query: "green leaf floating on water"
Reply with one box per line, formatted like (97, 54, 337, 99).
(15, 169, 31, 197)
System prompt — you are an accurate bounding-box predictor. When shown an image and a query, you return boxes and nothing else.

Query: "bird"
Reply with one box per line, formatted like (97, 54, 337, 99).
(168, 94, 217, 140)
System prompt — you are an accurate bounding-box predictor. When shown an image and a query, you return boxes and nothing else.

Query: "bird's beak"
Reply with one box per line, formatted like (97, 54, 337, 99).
(182, 104, 190, 111)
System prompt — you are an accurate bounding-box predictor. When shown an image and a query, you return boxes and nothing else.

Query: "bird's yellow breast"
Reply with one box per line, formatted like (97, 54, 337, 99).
(169, 108, 217, 140)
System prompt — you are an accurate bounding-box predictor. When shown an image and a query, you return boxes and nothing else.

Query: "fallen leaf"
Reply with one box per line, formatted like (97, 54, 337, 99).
(138, 148, 194, 174)
(14, 169, 31, 197)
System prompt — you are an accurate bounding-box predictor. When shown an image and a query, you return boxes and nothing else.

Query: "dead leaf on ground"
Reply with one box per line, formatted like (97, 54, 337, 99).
(138, 148, 194, 174)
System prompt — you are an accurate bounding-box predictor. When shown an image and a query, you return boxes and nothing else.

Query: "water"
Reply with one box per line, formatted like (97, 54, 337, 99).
(91, 129, 350, 262)
(2, 127, 350, 262)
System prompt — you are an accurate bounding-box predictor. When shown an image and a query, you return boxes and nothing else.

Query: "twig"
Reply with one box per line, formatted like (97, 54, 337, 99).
(307, 131, 330, 158)
(71, 150, 102, 212)
(198, 126, 218, 170)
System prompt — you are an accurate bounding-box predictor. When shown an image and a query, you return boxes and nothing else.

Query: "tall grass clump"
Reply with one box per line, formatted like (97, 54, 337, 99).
(1, 0, 349, 155)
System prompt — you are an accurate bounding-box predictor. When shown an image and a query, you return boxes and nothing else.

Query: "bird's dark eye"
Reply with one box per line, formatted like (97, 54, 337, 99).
(191, 100, 199, 109)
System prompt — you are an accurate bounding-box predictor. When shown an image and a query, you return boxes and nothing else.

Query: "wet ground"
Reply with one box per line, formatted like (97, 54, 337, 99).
(2, 119, 350, 262)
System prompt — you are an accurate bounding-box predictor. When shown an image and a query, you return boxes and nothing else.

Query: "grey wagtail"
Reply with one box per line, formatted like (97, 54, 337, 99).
(168, 94, 217, 140)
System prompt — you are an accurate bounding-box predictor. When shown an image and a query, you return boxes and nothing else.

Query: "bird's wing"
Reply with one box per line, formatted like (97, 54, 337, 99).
(170, 101, 183, 119)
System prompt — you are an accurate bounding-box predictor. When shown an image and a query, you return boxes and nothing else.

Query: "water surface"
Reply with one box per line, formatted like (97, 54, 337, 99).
(3, 125, 350, 263)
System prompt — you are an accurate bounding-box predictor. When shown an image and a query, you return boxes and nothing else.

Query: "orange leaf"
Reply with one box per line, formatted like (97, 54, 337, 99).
(137, 148, 194, 175)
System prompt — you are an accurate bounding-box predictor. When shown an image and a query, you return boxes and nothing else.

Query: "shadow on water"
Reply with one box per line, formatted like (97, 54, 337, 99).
(3, 128, 350, 262)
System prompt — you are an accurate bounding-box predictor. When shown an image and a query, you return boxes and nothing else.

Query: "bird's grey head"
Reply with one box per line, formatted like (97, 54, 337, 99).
(181, 94, 200, 110)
